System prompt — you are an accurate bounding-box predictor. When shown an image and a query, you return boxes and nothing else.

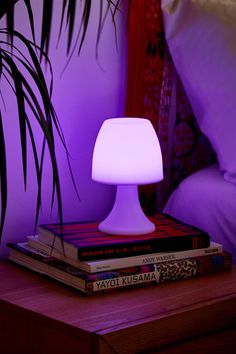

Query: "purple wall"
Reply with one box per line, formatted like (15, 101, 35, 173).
(0, 1, 127, 258)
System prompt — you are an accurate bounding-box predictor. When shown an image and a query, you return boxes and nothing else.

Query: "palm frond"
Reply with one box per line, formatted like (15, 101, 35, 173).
(66, 0, 76, 54)
(77, 0, 92, 55)
(0, 0, 123, 241)
(2, 30, 80, 203)
(6, 0, 15, 46)
(9, 58, 27, 189)
(40, 0, 53, 59)
(60, 0, 122, 74)
(1, 0, 36, 44)
(0, 0, 18, 21)
(3, 0, 123, 59)
(57, 0, 68, 45)
(27, 120, 42, 233)
(0, 29, 64, 241)
(96, 0, 119, 59)
(23, 0, 36, 44)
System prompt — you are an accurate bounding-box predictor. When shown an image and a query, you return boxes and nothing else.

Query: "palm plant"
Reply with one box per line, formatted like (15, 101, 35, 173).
(0, 0, 125, 241)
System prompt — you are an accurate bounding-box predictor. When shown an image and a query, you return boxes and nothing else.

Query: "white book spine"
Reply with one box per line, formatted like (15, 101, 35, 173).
(92, 271, 158, 292)
(91, 243, 222, 272)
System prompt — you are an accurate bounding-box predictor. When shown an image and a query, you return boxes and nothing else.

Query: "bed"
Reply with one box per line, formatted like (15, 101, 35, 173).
(161, 0, 236, 263)
(164, 165, 236, 263)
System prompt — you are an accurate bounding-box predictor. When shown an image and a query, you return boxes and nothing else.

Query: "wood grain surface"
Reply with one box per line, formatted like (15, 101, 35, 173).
(0, 261, 236, 353)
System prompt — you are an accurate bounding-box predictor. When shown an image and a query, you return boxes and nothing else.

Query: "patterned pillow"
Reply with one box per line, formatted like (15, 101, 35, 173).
(162, 0, 236, 183)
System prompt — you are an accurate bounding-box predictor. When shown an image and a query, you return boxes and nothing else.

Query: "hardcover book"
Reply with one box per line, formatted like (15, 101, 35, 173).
(37, 213, 211, 261)
(27, 236, 223, 273)
(7, 242, 232, 295)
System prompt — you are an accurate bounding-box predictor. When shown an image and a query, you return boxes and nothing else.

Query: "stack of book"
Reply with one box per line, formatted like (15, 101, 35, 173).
(7, 213, 232, 295)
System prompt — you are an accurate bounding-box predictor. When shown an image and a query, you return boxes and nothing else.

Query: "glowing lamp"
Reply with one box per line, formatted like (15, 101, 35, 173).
(92, 118, 163, 235)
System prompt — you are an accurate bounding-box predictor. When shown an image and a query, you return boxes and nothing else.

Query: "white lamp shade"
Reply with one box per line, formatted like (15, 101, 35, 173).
(92, 118, 163, 185)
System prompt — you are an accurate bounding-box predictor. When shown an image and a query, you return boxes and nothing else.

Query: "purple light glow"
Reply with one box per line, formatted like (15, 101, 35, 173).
(92, 118, 163, 235)
(92, 118, 163, 185)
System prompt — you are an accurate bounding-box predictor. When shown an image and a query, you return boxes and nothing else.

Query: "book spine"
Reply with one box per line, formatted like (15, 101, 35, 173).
(38, 231, 210, 261)
(7, 243, 232, 296)
(86, 253, 232, 294)
(38, 213, 211, 261)
(27, 237, 222, 273)
(89, 243, 223, 272)
(77, 234, 210, 261)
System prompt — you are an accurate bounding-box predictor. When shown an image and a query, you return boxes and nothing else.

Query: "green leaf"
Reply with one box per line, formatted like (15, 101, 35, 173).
(1, 30, 64, 239)
(0, 0, 18, 20)
(1, 30, 67, 150)
(109, 0, 121, 52)
(6, 0, 15, 46)
(35, 139, 45, 234)
(58, 0, 68, 43)
(95, 0, 110, 59)
(0, 0, 123, 240)
(40, 0, 53, 58)
(23, 0, 36, 44)
(14, 69, 64, 233)
(2, 52, 27, 189)
(66, 0, 76, 54)
(77, 0, 91, 55)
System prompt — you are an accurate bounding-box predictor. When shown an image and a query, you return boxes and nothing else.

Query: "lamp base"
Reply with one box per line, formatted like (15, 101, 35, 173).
(99, 185, 155, 235)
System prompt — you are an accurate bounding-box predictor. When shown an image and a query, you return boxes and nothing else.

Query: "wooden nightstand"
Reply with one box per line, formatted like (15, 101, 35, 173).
(0, 261, 236, 354)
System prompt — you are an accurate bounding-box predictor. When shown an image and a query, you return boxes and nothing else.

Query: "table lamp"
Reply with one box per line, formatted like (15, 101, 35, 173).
(92, 118, 163, 235)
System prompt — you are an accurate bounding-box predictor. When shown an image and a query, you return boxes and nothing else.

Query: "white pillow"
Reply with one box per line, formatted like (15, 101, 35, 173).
(161, 0, 236, 183)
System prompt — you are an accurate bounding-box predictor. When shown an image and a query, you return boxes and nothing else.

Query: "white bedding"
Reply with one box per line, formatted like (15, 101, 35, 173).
(164, 165, 236, 263)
